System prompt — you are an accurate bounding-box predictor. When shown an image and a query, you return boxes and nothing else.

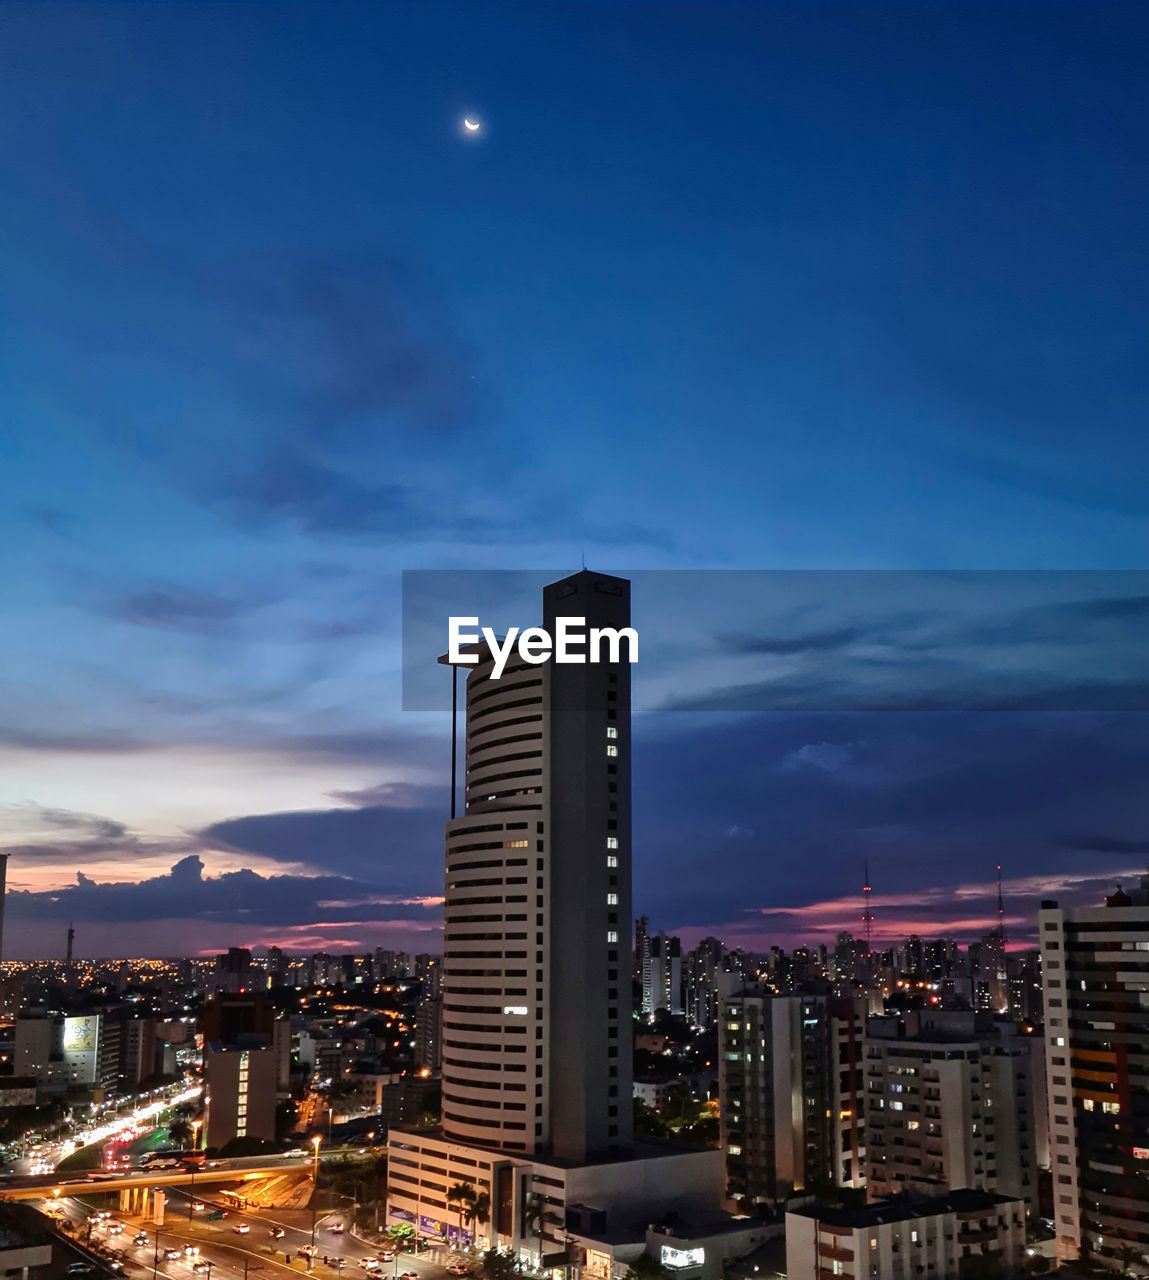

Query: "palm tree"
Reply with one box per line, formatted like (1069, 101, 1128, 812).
(167, 1117, 193, 1149)
(447, 1183, 476, 1246)
(469, 1191, 491, 1246)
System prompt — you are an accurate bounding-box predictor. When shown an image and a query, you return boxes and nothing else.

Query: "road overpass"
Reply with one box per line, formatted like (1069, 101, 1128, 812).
(0, 1159, 315, 1201)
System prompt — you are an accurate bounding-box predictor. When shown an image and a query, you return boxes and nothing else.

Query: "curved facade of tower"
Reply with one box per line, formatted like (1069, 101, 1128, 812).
(439, 571, 634, 1163)
(441, 649, 547, 1152)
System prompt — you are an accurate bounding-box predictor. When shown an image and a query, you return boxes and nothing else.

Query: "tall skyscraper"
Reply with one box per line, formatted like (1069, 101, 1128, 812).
(439, 569, 633, 1162)
(389, 573, 730, 1267)
(634, 916, 650, 990)
(644, 932, 683, 1016)
(1040, 879, 1149, 1271)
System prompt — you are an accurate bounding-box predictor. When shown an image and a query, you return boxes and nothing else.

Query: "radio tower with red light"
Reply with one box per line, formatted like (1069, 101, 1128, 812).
(862, 859, 874, 956)
(996, 864, 1007, 951)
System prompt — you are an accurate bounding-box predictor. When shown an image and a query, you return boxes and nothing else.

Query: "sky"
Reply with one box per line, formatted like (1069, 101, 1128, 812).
(1, 2, 1147, 958)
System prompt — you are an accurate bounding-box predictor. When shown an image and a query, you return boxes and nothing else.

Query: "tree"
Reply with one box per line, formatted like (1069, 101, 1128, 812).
(469, 1191, 492, 1244)
(633, 1098, 668, 1140)
(447, 1182, 476, 1245)
(623, 1255, 669, 1280)
(481, 1248, 517, 1280)
(167, 1117, 193, 1149)
(385, 1223, 416, 1246)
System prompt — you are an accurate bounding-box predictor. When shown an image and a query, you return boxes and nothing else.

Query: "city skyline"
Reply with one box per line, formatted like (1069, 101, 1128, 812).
(3, 2, 1148, 958)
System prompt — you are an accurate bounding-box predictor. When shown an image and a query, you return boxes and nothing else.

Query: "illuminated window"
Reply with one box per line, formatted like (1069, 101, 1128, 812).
(606, 727, 618, 739)
(607, 931, 618, 943)
(907, 1120, 920, 1131)
(607, 893, 618, 905)
(606, 745, 618, 757)
(606, 836, 619, 849)
(507, 840, 528, 848)
(727, 1144, 741, 1155)
(607, 855, 618, 868)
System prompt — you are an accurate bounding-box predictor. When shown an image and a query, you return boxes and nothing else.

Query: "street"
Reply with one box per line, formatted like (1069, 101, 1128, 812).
(42, 1186, 457, 1280)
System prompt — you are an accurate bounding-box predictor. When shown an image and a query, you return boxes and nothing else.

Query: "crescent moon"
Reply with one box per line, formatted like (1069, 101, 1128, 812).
(463, 117, 480, 132)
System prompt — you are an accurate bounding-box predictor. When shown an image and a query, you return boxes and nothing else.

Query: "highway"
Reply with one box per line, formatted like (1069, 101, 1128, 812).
(24, 1178, 460, 1280)
(0, 1161, 314, 1202)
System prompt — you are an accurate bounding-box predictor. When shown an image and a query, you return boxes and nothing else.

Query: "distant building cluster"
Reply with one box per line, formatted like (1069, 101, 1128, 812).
(0, 570, 1144, 1279)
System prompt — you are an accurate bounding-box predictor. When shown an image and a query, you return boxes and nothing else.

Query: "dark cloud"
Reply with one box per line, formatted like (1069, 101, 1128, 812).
(211, 447, 500, 541)
(227, 255, 486, 440)
(5, 853, 441, 931)
(722, 627, 861, 656)
(7, 805, 128, 840)
(202, 801, 443, 885)
(111, 588, 253, 636)
(631, 709, 1149, 940)
(1064, 836, 1149, 856)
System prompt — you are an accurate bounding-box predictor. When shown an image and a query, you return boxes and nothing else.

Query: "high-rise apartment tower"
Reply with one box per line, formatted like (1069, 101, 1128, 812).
(439, 570, 633, 1163)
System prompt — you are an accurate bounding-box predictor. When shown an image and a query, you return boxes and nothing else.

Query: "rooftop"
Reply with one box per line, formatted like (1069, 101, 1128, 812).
(788, 1189, 1021, 1230)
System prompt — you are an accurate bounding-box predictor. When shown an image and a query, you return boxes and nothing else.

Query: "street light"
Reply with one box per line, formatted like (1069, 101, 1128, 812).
(310, 1136, 322, 1268)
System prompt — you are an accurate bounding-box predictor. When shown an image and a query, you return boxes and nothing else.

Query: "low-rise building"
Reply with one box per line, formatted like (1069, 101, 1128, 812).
(785, 1190, 1027, 1280)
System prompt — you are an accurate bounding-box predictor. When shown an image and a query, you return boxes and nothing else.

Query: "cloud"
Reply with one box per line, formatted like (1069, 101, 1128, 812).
(201, 800, 443, 884)
(1065, 836, 1149, 856)
(110, 588, 254, 636)
(5, 853, 443, 939)
(226, 255, 486, 441)
(0, 804, 127, 840)
(781, 741, 855, 773)
(210, 447, 501, 541)
(671, 865, 1146, 952)
(0, 728, 148, 754)
(0, 804, 196, 869)
(724, 627, 861, 656)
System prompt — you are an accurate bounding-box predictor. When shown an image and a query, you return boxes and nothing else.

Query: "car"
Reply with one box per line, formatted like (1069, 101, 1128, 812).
(358, 1259, 380, 1270)
(282, 1148, 307, 1158)
(192, 1202, 206, 1212)
(378, 1253, 395, 1263)
(446, 1268, 470, 1277)
(233, 1224, 250, 1234)
(134, 1234, 149, 1246)
(67, 1264, 95, 1276)
(165, 1249, 183, 1260)
(193, 1263, 212, 1274)
(332, 1262, 346, 1271)
(399, 1272, 420, 1279)
(328, 1223, 345, 1234)
(269, 1228, 285, 1239)
(299, 1246, 317, 1258)
(184, 1245, 200, 1256)
(107, 1225, 124, 1235)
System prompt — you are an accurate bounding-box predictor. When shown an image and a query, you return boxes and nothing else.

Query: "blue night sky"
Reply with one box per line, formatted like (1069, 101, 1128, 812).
(1, 2, 1147, 957)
